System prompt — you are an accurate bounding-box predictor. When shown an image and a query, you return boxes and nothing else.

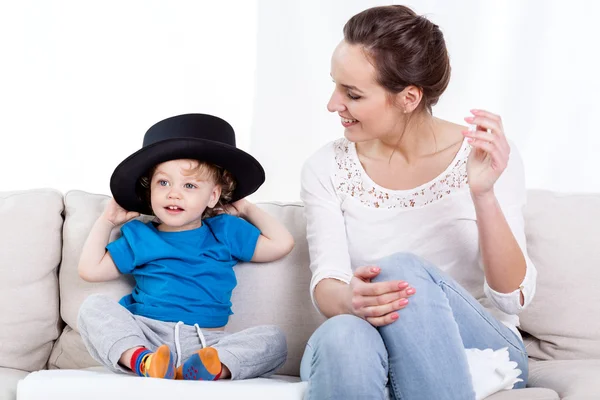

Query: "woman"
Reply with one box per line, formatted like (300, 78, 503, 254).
(299, 5, 536, 400)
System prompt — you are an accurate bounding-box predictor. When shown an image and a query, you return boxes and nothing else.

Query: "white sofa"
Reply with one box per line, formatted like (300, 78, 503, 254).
(0, 188, 599, 399)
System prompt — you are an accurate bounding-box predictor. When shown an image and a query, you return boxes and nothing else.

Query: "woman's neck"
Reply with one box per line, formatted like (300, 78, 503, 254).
(362, 113, 443, 164)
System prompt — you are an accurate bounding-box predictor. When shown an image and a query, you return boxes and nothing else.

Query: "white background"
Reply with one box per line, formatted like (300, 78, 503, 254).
(1, 1, 599, 202)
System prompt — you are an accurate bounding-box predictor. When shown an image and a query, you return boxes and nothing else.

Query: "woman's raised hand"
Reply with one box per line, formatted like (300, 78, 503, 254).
(463, 109, 511, 198)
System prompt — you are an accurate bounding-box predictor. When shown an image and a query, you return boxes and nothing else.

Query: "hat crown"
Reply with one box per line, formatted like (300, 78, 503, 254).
(143, 113, 236, 148)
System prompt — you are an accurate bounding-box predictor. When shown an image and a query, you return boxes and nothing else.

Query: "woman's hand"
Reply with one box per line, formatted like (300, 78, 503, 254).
(350, 266, 415, 327)
(102, 198, 140, 227)
(463, 109, 511, 198)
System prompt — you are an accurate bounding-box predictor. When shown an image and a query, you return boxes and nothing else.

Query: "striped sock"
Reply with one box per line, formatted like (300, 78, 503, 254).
(131, 345, 176, 379)
(177, 347, 222, 380)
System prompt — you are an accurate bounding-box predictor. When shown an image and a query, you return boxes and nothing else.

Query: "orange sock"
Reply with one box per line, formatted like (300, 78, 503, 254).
(176, 347, 222, 380)
(133, 345, 176, 379)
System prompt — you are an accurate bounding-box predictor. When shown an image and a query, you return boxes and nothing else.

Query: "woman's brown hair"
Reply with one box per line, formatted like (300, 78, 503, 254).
(343, 5, 451, 113)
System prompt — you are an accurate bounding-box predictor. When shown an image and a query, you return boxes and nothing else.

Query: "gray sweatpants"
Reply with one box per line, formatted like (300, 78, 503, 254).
(77, 294, 287, 380)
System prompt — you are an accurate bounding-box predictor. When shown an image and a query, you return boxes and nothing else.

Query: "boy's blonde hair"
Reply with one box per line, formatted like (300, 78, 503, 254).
(137, 159, 236, 219)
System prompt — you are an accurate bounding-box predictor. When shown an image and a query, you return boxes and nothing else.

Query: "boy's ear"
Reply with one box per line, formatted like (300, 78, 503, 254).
(207, 185, 222, 208)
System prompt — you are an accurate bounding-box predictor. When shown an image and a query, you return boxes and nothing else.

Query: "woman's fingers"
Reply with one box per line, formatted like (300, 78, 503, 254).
(470, 109, 504, 134)
(465, 110, 511, 155)
(354, 279, 410, 297)
(353, 265, 382, 281)
(468, 138, 509, 170)
(351, 266, 416, 326)
(462, 128, 496, 144)
(464, 116, 502, 139)
(352, 286, 414, 308)
(366, 311, 401, 327)
(361, 297, 410, 318)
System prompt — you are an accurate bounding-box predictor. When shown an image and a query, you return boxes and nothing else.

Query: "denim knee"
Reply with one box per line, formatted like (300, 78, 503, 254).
(373, 252, 439, 283)
(301, 315, 389, 398)
(305, 314, 387, 368)
(311, 315, 380, 348)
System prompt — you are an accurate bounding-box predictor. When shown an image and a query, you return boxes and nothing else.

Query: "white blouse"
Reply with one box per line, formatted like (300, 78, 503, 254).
(300, 137, 537, 337)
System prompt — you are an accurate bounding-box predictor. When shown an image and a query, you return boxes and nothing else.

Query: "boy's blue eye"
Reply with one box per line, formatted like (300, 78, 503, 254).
(184, 183, 196, 189)
(158, 180, 168, 186)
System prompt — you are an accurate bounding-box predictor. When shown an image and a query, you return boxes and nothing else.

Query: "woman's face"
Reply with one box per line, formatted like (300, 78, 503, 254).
(328, 40, 405, 143)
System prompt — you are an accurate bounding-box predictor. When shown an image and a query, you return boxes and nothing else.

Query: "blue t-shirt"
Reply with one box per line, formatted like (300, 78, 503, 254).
(106, 214, 260, 328)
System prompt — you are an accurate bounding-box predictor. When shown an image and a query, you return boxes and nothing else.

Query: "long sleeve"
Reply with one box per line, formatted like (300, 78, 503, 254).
(481, 142, 537, 315)
(300, 143, 353, 313)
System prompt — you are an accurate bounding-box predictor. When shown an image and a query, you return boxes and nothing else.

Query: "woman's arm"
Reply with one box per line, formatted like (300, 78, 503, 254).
(464, 110, 537, 310)
(301, 145, 354, 314)
(301, 144, 413, 324)
(473, 192, 526, 303)
(313, 278, 353, 316)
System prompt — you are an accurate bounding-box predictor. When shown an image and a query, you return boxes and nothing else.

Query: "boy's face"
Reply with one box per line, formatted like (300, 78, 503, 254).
(150, 159, 221, 232)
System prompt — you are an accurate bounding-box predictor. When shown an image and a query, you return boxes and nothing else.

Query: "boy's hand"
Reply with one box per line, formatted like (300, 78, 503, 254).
(223, 199, 251, 218)
(102, 198, 140, 227)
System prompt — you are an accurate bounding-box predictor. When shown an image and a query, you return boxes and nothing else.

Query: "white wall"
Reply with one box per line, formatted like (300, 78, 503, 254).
(0, 0, 257, 195)
(252, 0, 600, 201)
(2, 1, 599, 201)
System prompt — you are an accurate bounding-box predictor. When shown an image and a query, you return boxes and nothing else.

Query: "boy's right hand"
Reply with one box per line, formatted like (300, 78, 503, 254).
(102, 198, 140, 227)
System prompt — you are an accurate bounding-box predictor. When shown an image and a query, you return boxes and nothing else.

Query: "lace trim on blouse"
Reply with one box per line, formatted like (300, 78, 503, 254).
(333, 138, 471, 209)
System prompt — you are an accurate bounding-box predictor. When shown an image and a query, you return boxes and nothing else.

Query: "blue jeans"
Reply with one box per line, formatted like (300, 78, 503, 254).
(300, 252, 528, 400)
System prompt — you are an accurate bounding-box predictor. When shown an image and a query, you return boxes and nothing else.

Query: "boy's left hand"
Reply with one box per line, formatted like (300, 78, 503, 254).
(222, 199, 251, 218)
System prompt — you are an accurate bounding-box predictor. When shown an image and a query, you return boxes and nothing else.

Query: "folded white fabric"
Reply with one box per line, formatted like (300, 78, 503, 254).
(465, 347, 523, 400)
(17, 368, 307, 400)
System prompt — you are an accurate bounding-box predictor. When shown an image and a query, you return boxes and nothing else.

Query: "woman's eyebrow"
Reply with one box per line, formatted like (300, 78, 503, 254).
(341, 83, 364, 93)
(331, 73, 364, 93)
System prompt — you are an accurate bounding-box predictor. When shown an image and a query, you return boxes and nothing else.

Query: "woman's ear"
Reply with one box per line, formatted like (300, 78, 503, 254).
(207, 185, 222, 208)
(396, 85, 423, 113)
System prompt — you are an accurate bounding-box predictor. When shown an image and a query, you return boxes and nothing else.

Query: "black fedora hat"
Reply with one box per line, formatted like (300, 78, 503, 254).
(110, 113, 265, 215)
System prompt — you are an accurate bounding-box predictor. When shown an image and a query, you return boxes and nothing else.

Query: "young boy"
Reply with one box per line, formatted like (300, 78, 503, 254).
(77, 113, 294, 381)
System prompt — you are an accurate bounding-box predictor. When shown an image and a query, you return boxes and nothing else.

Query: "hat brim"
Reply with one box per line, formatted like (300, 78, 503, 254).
(110, 138, 265, 215)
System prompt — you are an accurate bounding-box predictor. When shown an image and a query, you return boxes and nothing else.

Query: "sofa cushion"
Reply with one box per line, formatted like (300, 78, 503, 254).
(528, 359, 600, 399)
(58, 191, 136, 331)
(53, 191, 324, 377)
(0, 189, 63, 372)
(486, 388, 559, 400)
(520, 190, 600, 361)
(48, 326, 97, 370)
(0, 367, 30, 400)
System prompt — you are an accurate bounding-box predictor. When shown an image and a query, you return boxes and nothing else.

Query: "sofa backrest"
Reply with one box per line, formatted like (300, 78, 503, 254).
(47, 189, 600, 373)
(2, 188, 599, 375)
(519, 190, 600, 360)
(0, 189, 63, 372)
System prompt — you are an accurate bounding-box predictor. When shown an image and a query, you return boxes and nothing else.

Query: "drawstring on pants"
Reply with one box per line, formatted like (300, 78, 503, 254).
(173, 321, 208, 367)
